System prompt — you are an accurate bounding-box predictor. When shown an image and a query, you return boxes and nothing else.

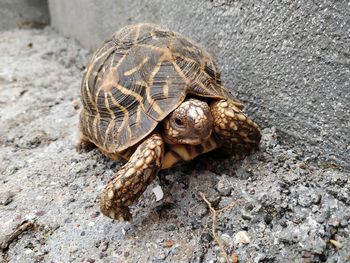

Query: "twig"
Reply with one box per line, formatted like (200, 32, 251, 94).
(199, 192, 238, 263)
(1, 220, 37, 262)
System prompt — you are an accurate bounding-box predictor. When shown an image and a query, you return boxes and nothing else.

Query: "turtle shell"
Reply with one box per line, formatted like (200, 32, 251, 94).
(80, 23, 237, 153)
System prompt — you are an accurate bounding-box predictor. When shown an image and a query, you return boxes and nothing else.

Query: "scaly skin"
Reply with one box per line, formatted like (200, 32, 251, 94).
(210, 99, 261, 156)
(100, 133, 164, 221)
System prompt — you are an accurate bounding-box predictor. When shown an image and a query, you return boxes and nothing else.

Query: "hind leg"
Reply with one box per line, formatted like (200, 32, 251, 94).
(76, 133, 96, 152)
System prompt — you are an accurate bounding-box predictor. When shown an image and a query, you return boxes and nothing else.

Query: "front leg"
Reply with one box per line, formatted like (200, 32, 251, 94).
(100, 133, 164, 221)
(210, 100, 261, 156)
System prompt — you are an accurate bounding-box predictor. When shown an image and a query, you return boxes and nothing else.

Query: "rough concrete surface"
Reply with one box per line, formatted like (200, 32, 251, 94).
(0, 0, 49, 31)
(0, 28, 350, 263)
(48, 0, 350, 170)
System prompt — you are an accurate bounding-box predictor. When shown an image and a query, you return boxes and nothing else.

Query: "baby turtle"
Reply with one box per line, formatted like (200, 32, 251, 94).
(78, 23, 261, 221)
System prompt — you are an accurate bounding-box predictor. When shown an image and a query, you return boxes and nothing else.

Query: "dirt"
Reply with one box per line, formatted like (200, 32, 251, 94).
(0, 28, 349, 263)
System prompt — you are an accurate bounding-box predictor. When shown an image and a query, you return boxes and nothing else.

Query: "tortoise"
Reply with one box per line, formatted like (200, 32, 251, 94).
(78, 23, 261, 221)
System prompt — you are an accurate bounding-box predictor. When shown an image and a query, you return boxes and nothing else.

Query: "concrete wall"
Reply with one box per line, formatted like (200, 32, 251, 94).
(48, 0, 350, 170)
(0, 0, 49, 30)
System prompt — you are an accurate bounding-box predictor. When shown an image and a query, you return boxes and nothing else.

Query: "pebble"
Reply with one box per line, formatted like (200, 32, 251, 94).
(91, 211, 100, 218)
(218, 256, 226, 263)
(71, 99, 80, 110)
(311, 193, 321, 204)
(0, 192, 14, 205)
(328, 217, 340, 227)
(241, 212, 253, 221)
(193, 203, 208, 218)
(264, 214, 273, 224)
(152, 185, 164, 201)
(298, 194, 313, 207)
(156, 238, 164, 243)
(156, 250, 167, 260)
(201, 233, 213, 243)
(166, 224, 177, 231)
(24, 249, 33, 254)
(220, 233, 232, 247)
(279, 219, 288, 228)
(234, 231, 250, 244)
(35, 210, 45, 216)
(163, 239, 174, 248)
(99, 252, 107, 259)
(340, 219, 348, 227)
(216, 175, 233, 196)
(330, 239, 343, 249)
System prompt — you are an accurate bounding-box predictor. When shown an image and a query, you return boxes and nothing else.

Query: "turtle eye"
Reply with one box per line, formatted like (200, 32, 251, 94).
(174, 117, 184, 126)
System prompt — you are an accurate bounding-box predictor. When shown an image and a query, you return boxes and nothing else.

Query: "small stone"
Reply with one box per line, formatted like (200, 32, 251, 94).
(88, 222, 95, 227)
(91, 211, 100, 218)
(191, 219, 202, 230)
(163, 239, 174, 248)
(71, 99, 80, 110)
(201, 233, 213, 243)
(69, 245, 79, 253)
(166, 224, 177, 231)
(24, 249, 33, 254)
(311, 205, 319, 213)
(328, 217, 340, 227)
(218, 256, 226, 263)
(0, 192, 14, 206)
(279, 219, 287, 228)
(152, 185, 164, 201)
(35, 210, 45, 216)
(232, 253, 239, 263)
(216, 175, 232, 196)
(67, 197, 76, 204)
(264, 213, 273, 224)
(99, 252, 106, 259)
(220, 233, 232, 247)
(157, 238, 164, 243)
(298, 162, 307, 169)
(241, 212, 252, 221)
(302, 251, 313, 258)
(101, 241, 109, 252)
(298, 194, 313, 207)
(330, 239, 343, 249)
(340, 219, 348, 227)
(86, 258, 95, 263)
(311, 193, 321, 204)
(157, 250, 167, 260)
(124, 251, 130, 257)
(234, 231, 250, 244)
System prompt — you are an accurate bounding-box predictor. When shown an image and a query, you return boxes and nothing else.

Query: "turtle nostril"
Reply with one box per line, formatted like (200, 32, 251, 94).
(195, 123, 203, 130)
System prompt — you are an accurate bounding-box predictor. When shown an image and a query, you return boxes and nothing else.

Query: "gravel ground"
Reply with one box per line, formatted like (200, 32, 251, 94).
(0, 28, 349, 263)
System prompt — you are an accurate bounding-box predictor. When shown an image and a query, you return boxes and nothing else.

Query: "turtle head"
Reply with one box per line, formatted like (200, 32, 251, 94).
(163, 98, 213, 145)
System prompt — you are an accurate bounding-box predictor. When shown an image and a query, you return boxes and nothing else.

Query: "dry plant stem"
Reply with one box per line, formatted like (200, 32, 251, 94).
(199, 192, 238, 263)
(1, 221, 37, 251)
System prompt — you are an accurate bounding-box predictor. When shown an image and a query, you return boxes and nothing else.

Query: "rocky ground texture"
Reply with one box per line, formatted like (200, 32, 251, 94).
(0, 28, 349, 263)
